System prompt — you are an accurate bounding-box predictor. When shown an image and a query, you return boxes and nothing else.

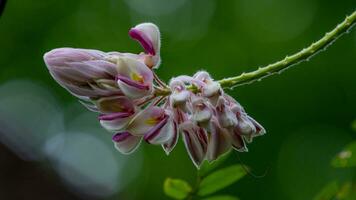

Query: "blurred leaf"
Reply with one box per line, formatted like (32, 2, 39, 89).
(164, 178, 192, 200)
(337, 182, 352, 199)
(199, 152, 231, 177)
(313, 181, 339, 200)
(332, 141, 356, 168)
(202, 195, 240, 200)
(198, 165, 246, 196)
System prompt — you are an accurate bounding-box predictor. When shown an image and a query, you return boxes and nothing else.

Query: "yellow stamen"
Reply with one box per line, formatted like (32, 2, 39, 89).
(145, 117, 158, 125)
(131, 72, 144, 83)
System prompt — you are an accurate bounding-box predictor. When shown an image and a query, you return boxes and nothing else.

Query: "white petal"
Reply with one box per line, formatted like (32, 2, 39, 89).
(100, 116, 132, 132)
(144, 116, 172, 144)
(128, 106, 165, 136)
(162, 122, 179, 155)
(112, 132, 142, 154)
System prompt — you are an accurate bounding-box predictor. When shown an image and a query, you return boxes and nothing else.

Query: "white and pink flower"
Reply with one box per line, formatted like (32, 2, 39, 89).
(43, 22, 266, 168)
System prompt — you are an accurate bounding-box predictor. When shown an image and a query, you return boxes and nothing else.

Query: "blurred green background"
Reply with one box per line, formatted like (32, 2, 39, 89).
(0, 0, 355, 199)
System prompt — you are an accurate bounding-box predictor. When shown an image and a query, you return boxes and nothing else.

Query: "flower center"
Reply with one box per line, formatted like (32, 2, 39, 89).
(131, 72, 144, 83)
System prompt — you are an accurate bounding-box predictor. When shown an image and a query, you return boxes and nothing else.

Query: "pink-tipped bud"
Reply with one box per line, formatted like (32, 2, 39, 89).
(44, 48, 121, 98)
(129, 23, 161, 68)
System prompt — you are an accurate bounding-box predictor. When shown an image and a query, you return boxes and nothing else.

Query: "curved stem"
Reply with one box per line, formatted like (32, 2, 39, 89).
(217, 10, 356, 88)
(154, 10, 356, 96)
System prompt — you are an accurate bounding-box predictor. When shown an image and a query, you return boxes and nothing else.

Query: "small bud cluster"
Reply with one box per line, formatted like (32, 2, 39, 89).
(43, 23, 265, 168)
(166, 72, 265, 167)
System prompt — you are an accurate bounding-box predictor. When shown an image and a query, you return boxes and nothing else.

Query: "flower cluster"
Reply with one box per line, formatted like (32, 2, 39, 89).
(43, 23, 265, 168)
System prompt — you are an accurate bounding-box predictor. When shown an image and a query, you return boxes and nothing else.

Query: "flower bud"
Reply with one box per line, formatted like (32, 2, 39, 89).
(129, 23, 161, 68)
(191, 96, 212, 126)
(194, 71, 222, 105)
(216, 96, 238, 128)
(169, 79, 190, 111)
(44, 48, 121, 98)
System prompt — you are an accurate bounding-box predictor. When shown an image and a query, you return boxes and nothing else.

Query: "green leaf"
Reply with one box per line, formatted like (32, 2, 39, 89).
(202, 195, 240, 200)
(163, 178, 192, 200)
(337, 182, 352, 199)
(313, 181, 339, 200)
(199, 152, 231, 177)
(331, 141, 356, 168)
(198, 165, 246, 196)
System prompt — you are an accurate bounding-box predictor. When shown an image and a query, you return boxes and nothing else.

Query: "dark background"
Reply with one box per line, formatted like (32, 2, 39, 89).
(0, 0, 355, 199)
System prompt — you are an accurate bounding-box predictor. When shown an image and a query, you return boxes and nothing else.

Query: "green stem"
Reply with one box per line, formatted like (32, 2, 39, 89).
(154, 10, 356, 96)
(217, 10, 356, 88)
(185, 171, 202, 200)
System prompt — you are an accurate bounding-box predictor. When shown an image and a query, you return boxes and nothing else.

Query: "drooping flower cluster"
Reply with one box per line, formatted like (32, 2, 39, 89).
(43, 23, 265, 168)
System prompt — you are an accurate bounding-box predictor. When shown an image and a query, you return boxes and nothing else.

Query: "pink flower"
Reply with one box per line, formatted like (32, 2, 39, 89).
(115, 57, 154, 99)
(111, 106, 175, 154)
(43, 22, 266, 168)
(129, 23, 161, 68)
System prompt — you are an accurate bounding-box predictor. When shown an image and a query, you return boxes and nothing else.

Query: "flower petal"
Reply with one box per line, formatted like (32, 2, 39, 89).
(44, 48, 121, 98)
(128, 106, 165, 136)
(129, 23, 161, 68)
(116, 57, 153, 99)
(112, 132, 142, 154)
(193, 71, 222, 98)
(99, 112, 133, 132)
(248, 116, 266, 136)
(230, 129, 248, 152)
(129, 23, 160, 56)
(163, 121, 179, 155)
(191, 96, 212, 125)
(96, 96, 135, 114)
(206, 119, 231, 162)
(143, 114, 171, 144)
(216, 97, 238, 128)
(180, 121, 208, 168)
(236, 114, 256, 135)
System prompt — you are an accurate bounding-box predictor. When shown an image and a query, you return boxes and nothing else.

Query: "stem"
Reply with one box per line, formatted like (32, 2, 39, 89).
(154, 10, 356, 96)
(153, 72, 169, 88)
(217, 10, 356, 88)
(185, 171, 202, 200)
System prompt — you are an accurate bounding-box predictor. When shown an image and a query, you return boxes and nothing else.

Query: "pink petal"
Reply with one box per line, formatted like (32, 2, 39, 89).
(129, 28, 156, 55)
(180, 121, 208, 168)
(44, 48, 121, 98)
(206, 119, 232, 162)
(129, 23, 160, 56)
(112, 132, 142, 154)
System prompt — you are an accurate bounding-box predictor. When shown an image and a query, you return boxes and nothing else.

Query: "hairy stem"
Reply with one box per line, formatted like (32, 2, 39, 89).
(217, 10, 356, 88)
(154, 10, 356, 96)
